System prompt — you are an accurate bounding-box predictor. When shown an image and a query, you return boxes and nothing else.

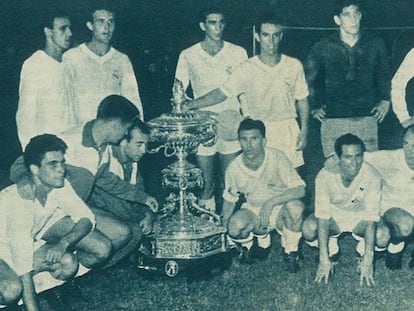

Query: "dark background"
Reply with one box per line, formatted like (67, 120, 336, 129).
(0, 0, 413, 178)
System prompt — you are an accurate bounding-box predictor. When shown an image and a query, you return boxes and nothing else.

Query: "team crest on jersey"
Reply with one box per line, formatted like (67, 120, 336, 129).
(112, 70, 122, 85)
(225, 66, 233, 75)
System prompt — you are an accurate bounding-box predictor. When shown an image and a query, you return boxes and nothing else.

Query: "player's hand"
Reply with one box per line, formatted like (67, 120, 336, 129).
(145, 196, 159, 213)
(181, 100, 192, 111)
(16, 175, 36, 200)
(324, 153, 340, 174)
(359, 257, 375, 287)
(46, 243, 67, 264)
(311, 107, 326, 122)
(315, 260, 334, 284)
(296, 129, 307, 151)
(258, 201, 274, 231)
(371, 100, 390, 123)
(140, 213, 154, 235)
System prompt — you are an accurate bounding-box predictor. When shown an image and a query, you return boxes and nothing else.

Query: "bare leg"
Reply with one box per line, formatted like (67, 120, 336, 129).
(0, 260, 22, 305)
(33, 244, 79, 281)
(92, 209, 142, 267)
(104, 221, 142, 268)
(41, 216, 112, 268)
(383, 207, 414, 239)
(196, 154, 216, 201)
(92, 209, 132, 251)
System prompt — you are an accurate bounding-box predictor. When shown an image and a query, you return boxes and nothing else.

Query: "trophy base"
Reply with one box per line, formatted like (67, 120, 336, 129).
(136, 213, 230, 277)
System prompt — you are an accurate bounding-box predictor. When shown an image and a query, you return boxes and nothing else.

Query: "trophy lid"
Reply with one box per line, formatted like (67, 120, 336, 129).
(148, 79, 216, 129)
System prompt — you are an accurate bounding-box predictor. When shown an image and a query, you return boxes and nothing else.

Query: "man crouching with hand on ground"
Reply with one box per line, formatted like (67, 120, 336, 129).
(303, 133, 389, 287)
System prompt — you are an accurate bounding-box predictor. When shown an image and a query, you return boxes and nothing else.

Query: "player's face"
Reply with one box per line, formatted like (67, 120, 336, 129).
(49, 17, 72, 51)
(338, 144, 363, 180)
(36, 151, 66, 189)
(403, 130, 414, 170)
(108, 119, 132, 145)
(239, 129, 265, 160)
(124, 128, 148, 162)
(89, 9, 115, 44)
(200, 13, 225, 41)
(334, 5, 361, 36)
(255, 23, 283, 56)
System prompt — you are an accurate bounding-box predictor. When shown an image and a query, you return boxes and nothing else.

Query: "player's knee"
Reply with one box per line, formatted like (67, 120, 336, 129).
(286, 200, 304, 222)
(302, 214, 317, 241)
(397, 217, 414, 238)
(0, 278, 22, 304)
(376, 224, 390, 248)
(52, 252, 79, 280)
(113, 222, 133, 248)
(120, 223, 133, 243)
(94, 236, 113, 263)
(228, 214, 249, 239)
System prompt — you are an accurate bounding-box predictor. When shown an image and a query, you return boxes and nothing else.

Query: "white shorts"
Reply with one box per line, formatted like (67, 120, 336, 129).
(263, 119, 303, 168)
(332, 213, 365, 233)
(321, 116, 378, 157)
(197, 137, 240, 156)
(241, 202, 282, 232)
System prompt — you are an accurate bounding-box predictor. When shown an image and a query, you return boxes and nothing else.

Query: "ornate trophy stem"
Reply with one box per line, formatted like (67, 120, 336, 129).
(140, 78, 228, 273)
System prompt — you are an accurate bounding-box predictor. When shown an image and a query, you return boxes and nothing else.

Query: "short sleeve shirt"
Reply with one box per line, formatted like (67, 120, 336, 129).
(364, 149, 414, 213)
(221, 55, 309, 121)
(315, 162, 381, 222)
(0, 181, 94, 276)
(175, 41, 248, 113)
(223, 148, 305, 206)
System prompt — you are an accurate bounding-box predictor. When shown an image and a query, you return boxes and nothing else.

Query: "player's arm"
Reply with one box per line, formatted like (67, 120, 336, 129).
(174, 52, 191, 93)
(295, 97, 309, 151)
(314, 172, 334, 283)
(314, 217, 333, 284)
(16, 62, 39, 149)
(95, 164, 149, 204)
(259, 186, 305, 228)
(305, 45, 326, 122)
(222, 200, 236, 229)
(262, 186, 305, 210)
(359, 170, 381, 287)
(7, 211, 38, 310)
(46, 218, 92, 264)
(359, 221, 375, 287)
(9, 156, 36, 200)
(259, 153, 306, 226)
(391, 49, 414, 127)
(121, 58, 144, 120)
(20, 272, 39, 311)
(222, 167, 240, 229)
(371, 39, 391, 124)
(185, 88, 227, 110)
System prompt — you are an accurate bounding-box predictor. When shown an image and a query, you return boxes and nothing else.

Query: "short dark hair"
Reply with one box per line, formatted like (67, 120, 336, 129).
(333, 0, 362, 16)
(24, 134, 67, 169)
(41, 8, 70, 29)
(198, 7, 225, 23)
(87, 2, 116, 23)
(126, 118, 150, 141)
(334, 133, 365, 157)
(403, 124, 414, 138)
(96, 95, 139, 124)
(238, 118, 266, 138)
(255, 13, 286, 34)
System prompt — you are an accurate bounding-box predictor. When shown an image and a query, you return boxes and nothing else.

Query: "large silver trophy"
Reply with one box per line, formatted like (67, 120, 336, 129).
(137, 79, 228, 277)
